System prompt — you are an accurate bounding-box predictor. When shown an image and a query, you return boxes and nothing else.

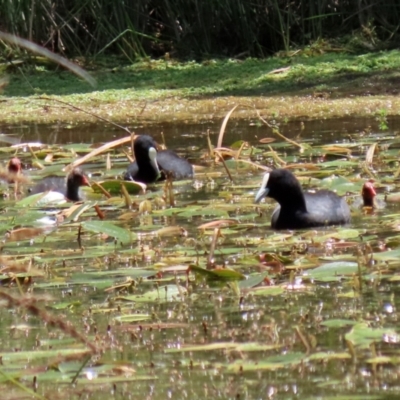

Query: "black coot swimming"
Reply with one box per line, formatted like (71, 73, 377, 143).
(123, 135, 193, 184)
(30, 168, 90, 202)
(254, 168, 351, 229)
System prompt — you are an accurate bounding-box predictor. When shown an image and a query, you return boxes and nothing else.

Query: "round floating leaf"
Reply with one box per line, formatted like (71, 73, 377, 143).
(250, 286, 285, 296)
(345, 323, 397, 348)
(0, 348, 91, 362)
(307, 261, 359, 282)
(227, 352, 305, 372)
(189, 265, 245, 281)
(81, 220, 135, 244)
(114, 314, 152, 323)
(366, 356, 392, 365)
(320, 319, 358, 328)
(166, 342, 238, 353)
(239, 273, 270, 289)
(117, 284, 188, 303)
(329, 229, 362, 240)
(16, 192, 63, 207)
(92, 180, 146, 195)
(373, 248, 400, 261)
(307, 351, 351, 361)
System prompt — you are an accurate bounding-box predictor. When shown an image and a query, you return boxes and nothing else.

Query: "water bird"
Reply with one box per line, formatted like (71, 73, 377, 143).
(362, 180, 376, 207)
(30, 168, 90, 202)
(123, 135, 193, 183)
(8, 157, 21, 174)
(360, 179, 385, 209)
(254, 168, 351, 229)
(6, 157, 22, 183)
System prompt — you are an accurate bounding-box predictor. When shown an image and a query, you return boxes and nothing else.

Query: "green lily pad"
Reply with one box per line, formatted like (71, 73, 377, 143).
(307, 261, 359, 282)
(189, 265, 245, 281)
(92, 180, 146, 195)
(345, 323, 397, 348)
(320, 319, 358, 328)
(81, 220, 135, 244)
(117, 284, 188, 303)
(227, 352, 305, 372)
(113, 314, 152, 322)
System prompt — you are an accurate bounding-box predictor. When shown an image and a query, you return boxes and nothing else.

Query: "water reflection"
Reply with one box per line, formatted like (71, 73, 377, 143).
(2, 115, 400, 146)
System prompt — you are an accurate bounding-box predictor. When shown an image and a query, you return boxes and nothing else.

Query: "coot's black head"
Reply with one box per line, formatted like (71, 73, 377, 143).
(255, 169, 306, 210)
(66, 168, 90, 201)
(133, 135, 161, 180)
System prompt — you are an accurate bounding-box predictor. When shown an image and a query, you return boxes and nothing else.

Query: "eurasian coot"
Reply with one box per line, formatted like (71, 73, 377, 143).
(123, 135, 193, 183)
(30, 168, 90, 202)
(254, 168, 351, 229)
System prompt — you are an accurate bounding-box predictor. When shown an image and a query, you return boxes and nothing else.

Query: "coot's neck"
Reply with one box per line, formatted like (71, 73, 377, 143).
(66, 180, 80, 202)
(135, 152, 149, 166)
(276, 190, 308, 214)
(135, 157, 160, 182)
(135, 146, 161, 182)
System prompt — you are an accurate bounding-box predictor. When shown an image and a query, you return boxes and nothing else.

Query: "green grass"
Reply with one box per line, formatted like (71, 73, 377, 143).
(2, 50, 400, 124)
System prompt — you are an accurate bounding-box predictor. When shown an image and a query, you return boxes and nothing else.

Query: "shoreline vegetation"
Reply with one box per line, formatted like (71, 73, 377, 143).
(2, 1, 399, 60)
(2, 0, 400, 125)
(1, 50, 400, 125)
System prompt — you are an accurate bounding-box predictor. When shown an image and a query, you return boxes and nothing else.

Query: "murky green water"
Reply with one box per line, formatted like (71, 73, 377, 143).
(0, 116, 400, 399)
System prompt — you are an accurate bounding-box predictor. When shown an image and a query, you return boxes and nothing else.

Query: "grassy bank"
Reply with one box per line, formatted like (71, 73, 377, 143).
(1, 50, 400, 125)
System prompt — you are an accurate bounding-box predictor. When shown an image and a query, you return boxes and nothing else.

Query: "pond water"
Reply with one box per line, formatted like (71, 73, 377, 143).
(1, 116, 400, 399)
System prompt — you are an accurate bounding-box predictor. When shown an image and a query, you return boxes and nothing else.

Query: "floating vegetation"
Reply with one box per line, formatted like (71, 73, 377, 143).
(0, 115, 400, 398)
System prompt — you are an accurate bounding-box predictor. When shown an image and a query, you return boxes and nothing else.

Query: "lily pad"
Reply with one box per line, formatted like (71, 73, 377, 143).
(92, 180, 146, 195)
(81, 220, 135, 244)
(307, 261, 359, 282)
(117, 284, 188, 303)
(189, 265, 245, 281)
(345, 323, 397, 348)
